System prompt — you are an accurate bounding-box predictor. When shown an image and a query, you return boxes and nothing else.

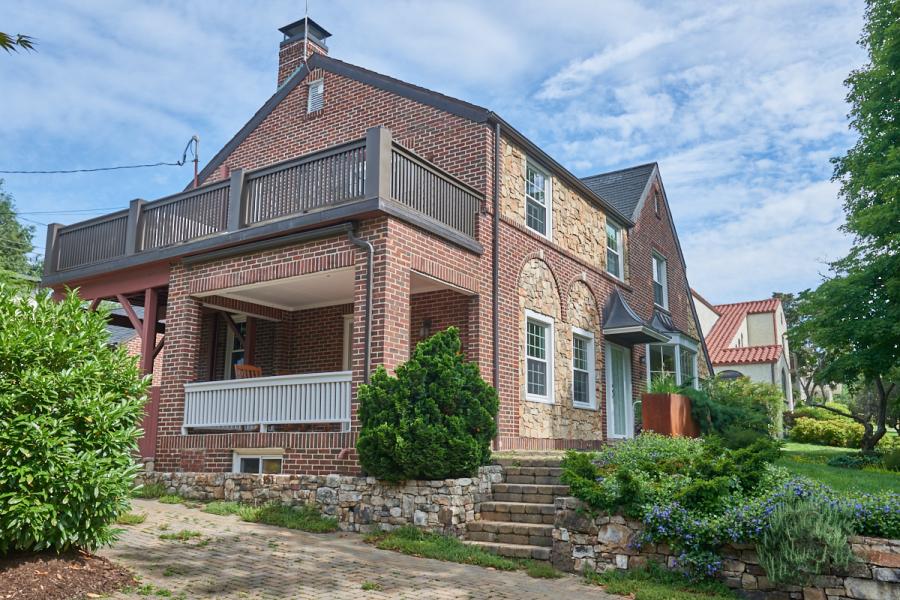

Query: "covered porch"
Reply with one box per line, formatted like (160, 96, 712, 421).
(180, 266, 476, 436)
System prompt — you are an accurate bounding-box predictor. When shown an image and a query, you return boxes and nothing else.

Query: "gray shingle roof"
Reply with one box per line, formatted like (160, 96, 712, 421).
(581, 163, 656, 220)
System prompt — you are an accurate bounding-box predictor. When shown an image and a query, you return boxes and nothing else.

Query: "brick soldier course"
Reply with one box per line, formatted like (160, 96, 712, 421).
(45, 16, 710, 473)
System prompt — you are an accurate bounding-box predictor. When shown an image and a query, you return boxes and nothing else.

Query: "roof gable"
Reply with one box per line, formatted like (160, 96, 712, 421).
(705, 298, 783, 365)
(581, 163, 656, 219)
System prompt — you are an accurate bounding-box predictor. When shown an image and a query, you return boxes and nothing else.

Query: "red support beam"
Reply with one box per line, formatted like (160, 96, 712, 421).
(139, 287, 159, 376)
(115, 294, 143, 332)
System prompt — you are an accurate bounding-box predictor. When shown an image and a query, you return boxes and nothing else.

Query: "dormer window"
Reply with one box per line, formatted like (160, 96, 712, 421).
(525, 160, 552, 238)
(307, 79, 324, 113)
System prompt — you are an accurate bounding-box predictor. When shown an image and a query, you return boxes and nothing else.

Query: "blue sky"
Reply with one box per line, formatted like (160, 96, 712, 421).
(1, 1, 864, 303)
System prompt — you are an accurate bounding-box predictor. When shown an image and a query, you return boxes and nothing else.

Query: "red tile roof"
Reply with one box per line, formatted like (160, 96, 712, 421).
(705, 298, 782, 365)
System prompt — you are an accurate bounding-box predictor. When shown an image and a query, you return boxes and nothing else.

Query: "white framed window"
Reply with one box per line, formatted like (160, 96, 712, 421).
(571, 327, 596, 409)
(232, 450, 283, 474)
(606, 221, 624, 279)
(652, 253, 668, 309)
(525, 309, 554, 403)
(525, 160, 552, 238)
(224, 315, 247, 380)
(307, 78, 324, 113)
(646, 335, 699, 389)
(606, 342, 633, 439)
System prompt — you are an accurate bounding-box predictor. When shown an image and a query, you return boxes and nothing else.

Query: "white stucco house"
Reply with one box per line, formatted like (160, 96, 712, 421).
(691, 291, 794, 410)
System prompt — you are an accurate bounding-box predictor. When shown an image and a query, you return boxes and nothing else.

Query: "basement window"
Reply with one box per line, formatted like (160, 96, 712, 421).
(233, 450, 283, 475)
(307, 79, 324, 113)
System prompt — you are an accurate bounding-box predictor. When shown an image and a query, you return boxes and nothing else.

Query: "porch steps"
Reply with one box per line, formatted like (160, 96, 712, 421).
(464, 458, 567, 561)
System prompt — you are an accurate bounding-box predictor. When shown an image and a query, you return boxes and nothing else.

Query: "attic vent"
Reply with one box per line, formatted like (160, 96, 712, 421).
(307, 79, 324, 113)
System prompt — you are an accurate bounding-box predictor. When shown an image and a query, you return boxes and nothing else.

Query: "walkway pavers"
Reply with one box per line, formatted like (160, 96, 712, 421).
(102, 499, 622, 600)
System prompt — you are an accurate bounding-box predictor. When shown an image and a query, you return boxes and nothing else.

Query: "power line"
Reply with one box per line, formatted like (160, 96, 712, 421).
(0, 137, 198, 175)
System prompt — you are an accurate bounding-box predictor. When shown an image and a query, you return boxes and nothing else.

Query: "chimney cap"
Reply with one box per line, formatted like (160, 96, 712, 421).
(279, 17, 331, 48)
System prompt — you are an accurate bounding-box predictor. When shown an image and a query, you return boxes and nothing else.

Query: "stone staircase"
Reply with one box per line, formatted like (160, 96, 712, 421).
(464, 457, 567, 561)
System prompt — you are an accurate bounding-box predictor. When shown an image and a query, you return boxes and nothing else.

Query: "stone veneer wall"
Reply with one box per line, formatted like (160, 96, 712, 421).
(551, 497, 900, 600)
(136, 466, 503, 536)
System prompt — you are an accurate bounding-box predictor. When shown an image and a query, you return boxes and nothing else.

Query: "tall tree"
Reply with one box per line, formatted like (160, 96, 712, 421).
(774, 291, 827, 402)
(0, 180, 40, 278)
(794, 0, 900, 452)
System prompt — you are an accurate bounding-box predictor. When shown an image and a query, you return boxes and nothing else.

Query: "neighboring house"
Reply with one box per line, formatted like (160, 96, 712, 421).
(42, 18, 709, 475)
(692, 291, 794, 410)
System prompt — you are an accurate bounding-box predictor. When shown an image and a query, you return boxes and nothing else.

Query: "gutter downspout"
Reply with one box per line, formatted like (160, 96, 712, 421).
(492, 122, 501, 450)
(347, 227, 374, 384)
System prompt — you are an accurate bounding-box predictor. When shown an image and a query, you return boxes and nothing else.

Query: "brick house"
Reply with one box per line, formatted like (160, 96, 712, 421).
(42, 18, 711, 475)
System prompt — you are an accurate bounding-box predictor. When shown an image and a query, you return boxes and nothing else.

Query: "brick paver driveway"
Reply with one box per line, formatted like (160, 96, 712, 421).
(103, 499, 621, 600)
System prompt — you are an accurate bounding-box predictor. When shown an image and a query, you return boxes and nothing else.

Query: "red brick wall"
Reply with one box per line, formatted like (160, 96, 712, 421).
(409, 290, 472, 356)
(125, 335, 163, 386)
(288, 303, 353, 373)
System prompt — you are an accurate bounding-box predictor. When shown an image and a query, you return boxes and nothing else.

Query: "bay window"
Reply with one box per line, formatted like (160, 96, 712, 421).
(646, 335, 698, 388)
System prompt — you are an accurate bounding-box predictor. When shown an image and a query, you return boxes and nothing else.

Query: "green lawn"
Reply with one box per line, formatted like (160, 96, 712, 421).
(779, 442, 900, 494)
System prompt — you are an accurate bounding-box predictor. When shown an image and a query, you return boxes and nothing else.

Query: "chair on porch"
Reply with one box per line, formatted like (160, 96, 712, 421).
(234, 364, 262, 379)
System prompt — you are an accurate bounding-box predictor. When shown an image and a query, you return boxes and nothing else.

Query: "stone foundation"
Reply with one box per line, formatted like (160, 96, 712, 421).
(551, 497, 900, 600)
(136, 466, 503, 536)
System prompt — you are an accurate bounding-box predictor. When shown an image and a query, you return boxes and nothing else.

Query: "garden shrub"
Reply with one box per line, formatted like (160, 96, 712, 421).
(826, 453, 883, 470)
(757, 496, 853, 585)
(0, 286, 148, 552)
(684, 377, 782, 439)
(884, 449, 900, 471)
(356, 327, 498, 481)
(789, 417, 864, 448)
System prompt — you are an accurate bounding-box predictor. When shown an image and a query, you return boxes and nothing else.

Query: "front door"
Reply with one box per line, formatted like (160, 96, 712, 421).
(606, 343, 633, 439)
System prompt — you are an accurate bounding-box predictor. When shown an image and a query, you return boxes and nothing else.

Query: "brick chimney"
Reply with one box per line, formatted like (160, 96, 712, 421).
(277, 17, 331, 87)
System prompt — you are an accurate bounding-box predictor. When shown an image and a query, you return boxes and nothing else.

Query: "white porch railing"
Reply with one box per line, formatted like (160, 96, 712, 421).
(182, 371, 352, 434)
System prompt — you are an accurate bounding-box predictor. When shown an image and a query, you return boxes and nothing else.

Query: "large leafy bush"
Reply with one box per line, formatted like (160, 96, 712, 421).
(356, 327, 498, 481)
(0, 286, 148, 552)
(685, 377, 783, 439)
(789, 416, 864, 448)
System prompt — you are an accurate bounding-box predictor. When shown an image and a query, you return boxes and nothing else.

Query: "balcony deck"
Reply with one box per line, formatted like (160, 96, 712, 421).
(43, 127, 483, 284)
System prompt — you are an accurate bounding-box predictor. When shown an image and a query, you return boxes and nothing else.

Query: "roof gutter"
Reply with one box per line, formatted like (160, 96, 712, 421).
(485, 112, 634, 228)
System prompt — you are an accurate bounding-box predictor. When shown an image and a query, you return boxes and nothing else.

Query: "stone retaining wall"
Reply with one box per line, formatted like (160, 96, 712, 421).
(551, 497, 900, 600)
(136, 466, 503, 536)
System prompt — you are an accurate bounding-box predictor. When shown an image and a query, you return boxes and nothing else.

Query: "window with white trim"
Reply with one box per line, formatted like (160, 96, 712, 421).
(646, 336, 698, 389)
(572, 328, 596, 409)
(606, 222, 624, 279)
(525, 161, 551, 238)
(232, 452, 283, 474)
(525, 310, 554, 403)
(652, 253, 668, 308)
(307, 79, 324, 113)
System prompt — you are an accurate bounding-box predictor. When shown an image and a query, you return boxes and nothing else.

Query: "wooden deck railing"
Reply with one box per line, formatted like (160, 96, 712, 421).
(45, 127, 483, 275)
(182, 371, 352, 433)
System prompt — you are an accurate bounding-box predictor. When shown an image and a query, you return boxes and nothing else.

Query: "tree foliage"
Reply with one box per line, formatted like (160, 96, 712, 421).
(0, 180, 41, 278)
(0, 286, 148, 552)
(0, 32, 35, 53)
(356, 327, 498, 481)
(793, 0, 900, 452)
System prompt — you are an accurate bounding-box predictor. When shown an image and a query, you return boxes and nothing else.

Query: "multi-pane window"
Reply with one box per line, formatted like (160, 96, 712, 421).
(652, 253, 668, 308)
(525, 162, 550, 237)
(606, 222, 623, 279)
(572, 329, 595, 408)
(525, 311, 553, 402)
(648, 341, 698, 388)
(225, 318, 247, 379)
(234, 454, 283, 475)
(648, 344, 676, 383)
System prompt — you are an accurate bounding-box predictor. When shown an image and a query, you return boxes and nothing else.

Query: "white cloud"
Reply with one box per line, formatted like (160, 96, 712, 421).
(0, 0, 864, 299)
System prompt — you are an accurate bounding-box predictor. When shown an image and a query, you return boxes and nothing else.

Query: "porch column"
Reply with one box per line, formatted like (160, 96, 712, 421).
(159, 270, 203, 437)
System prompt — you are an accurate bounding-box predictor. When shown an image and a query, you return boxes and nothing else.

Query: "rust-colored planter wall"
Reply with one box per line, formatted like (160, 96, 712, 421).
(641, 393, 700, 438)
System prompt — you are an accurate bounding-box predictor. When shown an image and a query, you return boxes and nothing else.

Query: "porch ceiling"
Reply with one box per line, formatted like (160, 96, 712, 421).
(195, 268, 355, 312)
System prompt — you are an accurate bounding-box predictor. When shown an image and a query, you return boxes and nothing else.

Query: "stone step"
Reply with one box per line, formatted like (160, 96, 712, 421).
(479, 501, 556, 525)
(466, 521, 553, 547)
(491, 483, 569, 504)
(493, 457, 563, 469)
(464, 540, 551, 561)
(504, 474, 563, 485)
